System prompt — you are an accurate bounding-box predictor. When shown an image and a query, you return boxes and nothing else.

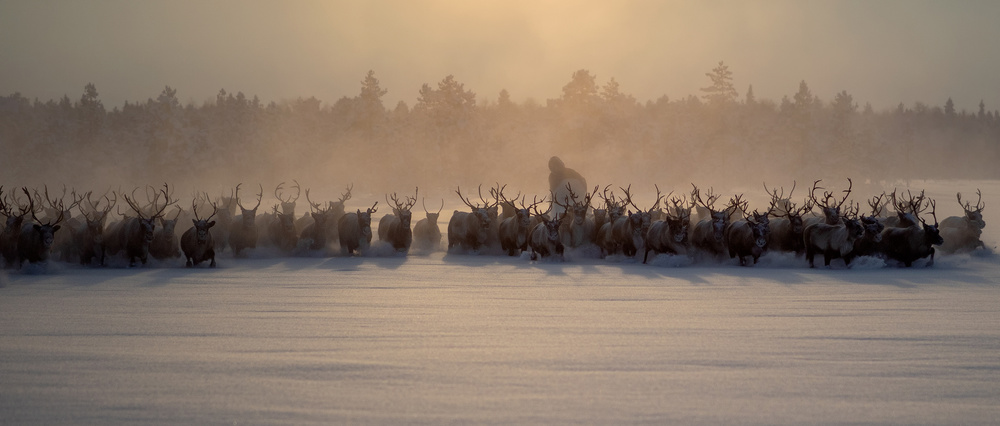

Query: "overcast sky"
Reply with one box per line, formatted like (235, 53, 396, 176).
(1, 0, 997, 112)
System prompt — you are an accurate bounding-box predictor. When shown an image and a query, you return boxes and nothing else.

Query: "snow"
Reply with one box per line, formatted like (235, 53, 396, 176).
(3, 178, 1000, 424)
(2, 250, 1000, 425)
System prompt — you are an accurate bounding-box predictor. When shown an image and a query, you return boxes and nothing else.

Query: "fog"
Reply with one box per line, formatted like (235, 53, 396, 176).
(2, 1, 1000, 210)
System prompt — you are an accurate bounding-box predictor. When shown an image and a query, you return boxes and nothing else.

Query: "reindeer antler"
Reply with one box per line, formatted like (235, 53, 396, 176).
(456, 185, 482, 210)
(192, 197, 218, 222)
(305, 188, 323, 213)
(868, 193, 886, 217)
(958, 189, 985, 213)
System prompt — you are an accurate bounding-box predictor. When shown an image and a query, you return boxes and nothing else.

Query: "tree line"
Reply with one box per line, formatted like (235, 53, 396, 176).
(2, 65, 998, 194)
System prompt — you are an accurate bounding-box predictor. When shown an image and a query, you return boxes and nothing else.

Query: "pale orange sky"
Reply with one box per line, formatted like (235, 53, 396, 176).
(1, 0, 997, 112)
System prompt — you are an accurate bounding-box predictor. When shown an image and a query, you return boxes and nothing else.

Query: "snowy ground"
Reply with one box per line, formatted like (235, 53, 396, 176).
(2, 251, 999, 425)
(2, 179, 1000, 424)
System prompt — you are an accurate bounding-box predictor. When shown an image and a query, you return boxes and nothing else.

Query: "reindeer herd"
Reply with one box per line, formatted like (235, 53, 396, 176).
(0, 178, 989, 271)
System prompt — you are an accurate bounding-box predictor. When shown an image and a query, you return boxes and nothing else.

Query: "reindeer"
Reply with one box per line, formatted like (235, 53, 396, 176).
(499, 195, 546, 256)
(690, 186, 741, 260)
(803, 202, 865, 268)
(150, 206, 183, 261)
(881, 199, 944, 267)
(338, 201, 378, 255)
(528, 205, 564, 260)
(227, 183, 263, 257)
(73, 191, 117, 266)
(725, 210, 771, 266)
(805, 179, 853, 227)
(939, 189, 987, 254)
(412, 198, 444, 252)
(643, 193, 696, 263)
(324, 184, 354, 240)
(447, 185, 495, 252)
(16, 188, 66, 267)
(764, 182, 814, 255)
(264, 203, 297, 252)
(299, 189, 334, 251)
(852, 194, 887, 258)
(211, 187, 238, 253)
(882, 189, 925, 229)
(274, 180, 301, 216)
(109, 184, 174, 266)
(181, 199, 218, 267)
(554, 184, 598, 249)
(35, 186, 85, 262)
(378, 188, 419, 253)
(1, 187, 32, 268)
(609, 185, 658, 258)
(596, 186, 627, 256)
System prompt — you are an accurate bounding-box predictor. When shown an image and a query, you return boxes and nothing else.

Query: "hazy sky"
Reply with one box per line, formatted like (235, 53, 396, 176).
(1, 0, 997, 112)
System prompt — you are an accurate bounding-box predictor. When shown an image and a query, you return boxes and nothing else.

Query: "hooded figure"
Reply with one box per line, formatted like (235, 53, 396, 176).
(548, 156, 587, 216)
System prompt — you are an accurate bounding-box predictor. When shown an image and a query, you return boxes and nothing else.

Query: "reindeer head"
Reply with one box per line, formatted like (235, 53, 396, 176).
(667, 195, 694, 244)
(745, 210, 771, 249)
(272, 204, 296, 234)
(1, 188, 30, 233)
(22, 187, 64, 249)
(859, 194, 887, 242)
(889, 189, 927, 228)
(921, 199, 945, 246)
(326, 184, 353, 219)
(809, 179, 852, 225)
(357, 202, 378, 229)
(422, 198, 444, 225)
(275, 180, 301, 216)
(236, 183, 264, 228)
(124, 184, 174, 245)
(190, 199, 218, 244)
(388, 187, 418, 229)
(600, 185, 625, 222)
(457, 185, 494, 229)
(958, 189, 986, 229)
(158, 207, 182, 240)
(555, 183, 597, 227)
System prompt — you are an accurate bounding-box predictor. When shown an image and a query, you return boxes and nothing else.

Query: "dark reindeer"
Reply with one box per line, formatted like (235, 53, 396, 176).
(274, 180, 301, 216)
(181, 199, 218, 267)
(528, 204, 564, 261)
(74, 191, 117, 266)
(553, 184, 599, 249)
(805, 178, 853, 227)
(16, 188, 66, 267)
(690, 186, 741, 260)
(939, 189, 987, 254)
(1, 187, 32, 268)
(300, 189, 335, 251)
(412, 198, 444, 252)
(325, 184, 354, 240)
(338, 201, 378, 255)
(852, 194, 887, 258)
(764, 182, 814, 255)
(725, 209, 771, 266)
(447, 185, 495, 252)
(499, 194, 546, 256)
(644, 193, 696, 263)
(881, 199, 944, 267)
(109, 184, 174, 267)
(803, 202, 865, 268)
(228, 183, 264, 257)
(267, 203, 299, 252)
(150, 206, 183, 261)
(883, 189, 925, 229)
(378, 188, 419, 253)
